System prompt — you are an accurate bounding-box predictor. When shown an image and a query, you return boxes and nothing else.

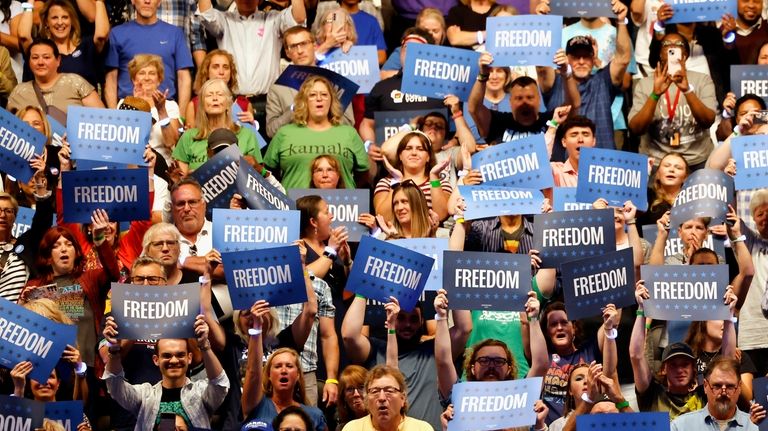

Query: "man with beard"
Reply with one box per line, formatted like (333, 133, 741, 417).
(342, 296, 471, 430)
(720, 0, 768, 64)
(671, 357, 757, 430)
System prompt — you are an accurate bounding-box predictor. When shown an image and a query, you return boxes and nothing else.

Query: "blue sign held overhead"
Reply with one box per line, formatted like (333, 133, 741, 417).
(61, 169, 150, 224)
(222, 245, 307, 310)
(666, 0, 736, 23)
(532, 208, 616, 268)
(402, 44, 480, 101)
(111, 283, 200, 340)
(275, 65, 359, 109)
(45, 400, 84, 431)
(212, 208, 300, 252)
(730, 65, 768, 105)
(287, 189, 370, 242)
(731, 135, 768, 191)
(548, 0, 614, 17)
(486, 15, 563, 66)
(669, 169, 734, 228)
(459, 185, 544, 220)
(471, 133, 554, 190)
(67, 106, 151, 165)
(389, 238, 448, 291)
(0, 107, 45, 183)
(443, 251, 531, 311)
(561, 248, 636, 320)
(640, 265, 731, 321)
(320, 46, 380, 94)
(553, 187, 592, 212)
(191, 145, 242, 220)
(345, 236, 434, 312)
(448, 378, 543, 431)
(237, 157, 295, 211)
(0, 395, 45, 431)
(577, 412, 670, 431)
(576, 147, 649, 211)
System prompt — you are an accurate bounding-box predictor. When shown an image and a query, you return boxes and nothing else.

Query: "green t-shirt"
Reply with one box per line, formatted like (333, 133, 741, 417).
(264, 123, 369, 189)
(172, 127, 263, 171)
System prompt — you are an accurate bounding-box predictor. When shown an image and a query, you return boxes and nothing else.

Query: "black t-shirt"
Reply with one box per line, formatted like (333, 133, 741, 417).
(364, 73, 445, 119)
(446, 3, 490, 33)
(486, 110, 553, 145)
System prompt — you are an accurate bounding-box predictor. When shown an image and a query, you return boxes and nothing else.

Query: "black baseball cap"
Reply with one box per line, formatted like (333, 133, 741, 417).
(661, 342, 695, 363)
(566, 36, 594, 56)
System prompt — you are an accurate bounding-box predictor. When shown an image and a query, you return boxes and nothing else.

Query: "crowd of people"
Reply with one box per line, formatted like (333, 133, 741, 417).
(1, 0, 768, 429)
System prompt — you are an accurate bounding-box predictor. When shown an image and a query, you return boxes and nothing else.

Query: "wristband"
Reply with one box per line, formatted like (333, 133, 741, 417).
(528, 315, 539, 322)
(731, 315, 738, 323)
(248, 328, 263, 336)
(198, 276, 211, 284)
(198, 342, 211, 352)
(683, 84, 694, 94)
(605, 327, 618, 340)
(645, 322, 652, 330)
(723, 31, 736, 44)
(344, 259, 353, 266)
(399, 123, 415, 133)
(452, 111, 463, 120)
(649, 92, 661, 101)
(615, 400, 630, 410)
(636, 309, 644, 317)
(476, 30, 484, 45)
(389, 179, 400, 188)
(260, 167, 268, 177)
(653, 20, 665, 33)
(722, 109, 733, 119)
(430, 179, 442, 188)
(730, 234, 746, 243)
(388, 328, 396, 334)
(157, 117, 171, 128)
(434, 313, 447, 321)
(477, 73, 489, 82)
(626, 218, 636, 225)
(323, 246, 337, 259)
(733, 125, 741, 136)
(546, 119, 559, 128)
(563, 64, 573, 78)
(355, 294, 366, 299)
(21, 2, 33, 11)
(75, 362, 87, 377)
(94, 233, 105, 242)
(326, 379, 339, 385)
(581, 393, 594, 404)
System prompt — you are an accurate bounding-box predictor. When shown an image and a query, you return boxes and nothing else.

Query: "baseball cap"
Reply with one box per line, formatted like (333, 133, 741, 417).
(208, 128, 238, 152)
(566, 36, 594, 56)
(241, 420, 273, 431)
(661, 342, 695, 363)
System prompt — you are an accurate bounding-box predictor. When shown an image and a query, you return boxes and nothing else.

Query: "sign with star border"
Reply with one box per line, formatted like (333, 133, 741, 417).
(231, 104, 267, 149)
(111, 282, 200, 340)
(61, 168, 150, 223)
(576, 411, 670, 431)
(287, 189, 370, 242)
(443, 251, 530, 311)
(236, 157, 295, 211)
(576, 147, 649, 211)
(402, 44, 481, 101)
(669, 169, 734, 228)
(0, 298, 77, 383)
(532, 208, 615, 268)
(222, 245, 307, 310)
(373, 109, 451, 144)
(731, 135, 768, 191)
(345, 236, 434, 312)
(486, 15, 563, 66)
(320, 45, 380, 94)
(45, 400, 83, 431)
(666, 0, 736, 23)
(275, 65, 359, 109)
(0, 395, 45, 430)
(191, 145, 242, 220)
(0, 107, 45, 183)
(730, 65, 768, 105)
(12, 206, 34, 238)
(459, 185, 544, 220)
(553, 187, 592, 212)
(640, 264, 730, 321)
(471, 133, 554, 190)
(448, 377, 543, 431)
(561, 248, 635, 320)
(753, 377, 768, 431)
(641, 224, 725, 260)
(548, 0, 614, 17)
(212, 208, 300, 252)
(389, 238, 448, 291)
(67, 106, 151, 165)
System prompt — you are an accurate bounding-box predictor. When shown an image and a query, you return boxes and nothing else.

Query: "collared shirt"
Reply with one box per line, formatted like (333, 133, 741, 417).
(465, 216, 535, 254)
(551, 159, 578, 188)
(178, 219, 213, 263)
(671, 407, 758, 431)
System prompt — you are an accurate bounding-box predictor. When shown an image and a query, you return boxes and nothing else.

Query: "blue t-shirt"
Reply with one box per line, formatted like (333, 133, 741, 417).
(351, 11, 386, 51)
(105, 20, 194, 100)
(243, 398, 326, 431)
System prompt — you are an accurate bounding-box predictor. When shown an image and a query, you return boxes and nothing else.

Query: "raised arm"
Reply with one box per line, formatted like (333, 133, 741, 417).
(629, 280, 653, 394)
(241, 301, 267, 416)
(610, 0, 631, 86)
(526, 291, 549, 377)
(290, 0, 307, 25)
(291, 243, 319, 348)
(341, 295, 372, 364)
(93, 0, 109, 52)
(648, 211, 671, 265)
(468, 53, 494, 140)
(726, 206, 754, 309)
(384, 296, 400, 368)
(597, 303, 619, 379)
(434, 289, 456, 398)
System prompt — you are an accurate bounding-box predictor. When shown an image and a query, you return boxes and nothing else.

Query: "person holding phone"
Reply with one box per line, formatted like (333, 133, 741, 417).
(629, 32, 717, 172)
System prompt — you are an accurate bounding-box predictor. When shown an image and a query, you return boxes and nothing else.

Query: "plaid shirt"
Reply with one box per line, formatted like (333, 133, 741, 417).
(130, 0, 206, 52)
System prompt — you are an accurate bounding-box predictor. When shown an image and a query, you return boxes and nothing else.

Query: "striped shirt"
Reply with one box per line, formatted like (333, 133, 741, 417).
(0, 244, 28, 302)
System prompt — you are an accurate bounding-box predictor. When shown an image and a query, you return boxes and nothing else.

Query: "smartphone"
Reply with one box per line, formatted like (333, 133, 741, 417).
(157, 413, 176, 431)
(332, 12, 345, 32)
(667, 47, 682, 76)
(753, 110, 768, 124)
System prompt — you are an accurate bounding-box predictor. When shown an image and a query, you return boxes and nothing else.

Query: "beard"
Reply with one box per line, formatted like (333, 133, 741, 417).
(712, 397, 733, 418)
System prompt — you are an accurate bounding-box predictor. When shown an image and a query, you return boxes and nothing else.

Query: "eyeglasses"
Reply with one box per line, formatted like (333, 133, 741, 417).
(286, 39, 312, 52)
(475, 356, 510, 367)
(344, 385, 364, 395)
(367, 386, 402, 396)
(173, 199, 202, 209)
(422, 120, 446, 131)
(149, 240, 179, 249)
(0, 208, 15, 216)
(706, 381, 738, 394)
(130, 275, 167, 285)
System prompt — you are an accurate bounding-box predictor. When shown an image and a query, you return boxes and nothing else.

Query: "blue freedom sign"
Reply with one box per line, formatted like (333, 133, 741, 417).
(191, 144, 241, 220)
(459, 185, 544, 220)
(373, 109, 450, 144)
(61, 169, 150, 223)
(345, 236, 434, 312)
(486, 15, 562, 66)
(754, 377, 768, 431)
(67, 106, 151, 165)
(561, 248, 635, 320)
(231, 104, 267, 149)
(549, 0, 614, 17)
(12, 206, 34, 238)
(321, 46, 380, 94)
(275, 65, 359, 109)
(389, 238, 448, 291)
(222, 245, 307, 310)
(666, 0, 736, 23)
(0, 107, 44, 183)
(669, 169, 734, 228)
(0, 395, 45, 431)
(212, 208, 300, 252)
(111, 283, 200, 340)
(402, 44, 480, 100)
(553, 187, 592, 212)
(577, 412, 670, 431)
(641, 265, 731, 321)
(287, 189, 370, 242)
(730, 65, 768, 105)
(0, 298, 77, 382)
(45, 400, 84, 430)
(576, 147, 649, 211)
(731, 136, 768, 191)
(641, 224, 725, 260)
(236, 157, 295, 211)
(48, 114, 66, 148)
(448, 377, 543, 431)
(472, 134, 554, 189)
(532, 208, 616, 268)
(443, 251, 530, 311)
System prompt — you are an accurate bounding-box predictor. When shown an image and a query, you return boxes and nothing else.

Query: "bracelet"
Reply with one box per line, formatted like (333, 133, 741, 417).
(653, 20, 665, 34)
(636, 309, 644, 317)
(605, 327, 618, 340)
(198, 276, 211, 284)
(454, 216, 465, 224)
(458, 169, 468, 178)
(198, 342, 211, 352)
(476, 30, 484, 45)
(430, 179, 442, 188)
(477, 73, 489, 82)
(683, 84, 694, 95)
(615, 400, 630, 410)
(581, 393, 594, 404)
(730, 234, 746, 243)
(733, 125, 741, 136)
(20, 2, 33, 11)
(344, 260, 353, 266)
(645, 322, 652, 330)
(75, 362, 87, 377)
(722, 109, 733, 119)
(157, 117, 171, 128)
(528, 315, 539, 322)
(260, 167, 268, 177)
(546, 119, 559, 128)
(723, 31, 736, 44)
(649, 92, 661, 101)
(94, 233, 105, 242)
(434, 313, 447, 321)
(399, 123, 415, 133)
(452, 111, 463, 120)
(626, 218, 636, 225)
(388, 328, 396, 334)
(355, 294, 366, 299)
(323, 246, 337, 259)
(248, 328, 263, 336)
(326, 378, 339, 385)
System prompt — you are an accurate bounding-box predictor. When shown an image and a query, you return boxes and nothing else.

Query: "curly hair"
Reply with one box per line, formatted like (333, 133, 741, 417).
(292, 76, 344, 127)
(127, 53, 165, 84)
(463, 339, 518, 381)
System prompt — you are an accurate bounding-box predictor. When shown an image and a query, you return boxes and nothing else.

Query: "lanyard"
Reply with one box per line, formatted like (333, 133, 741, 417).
(665, 88, 681, 121)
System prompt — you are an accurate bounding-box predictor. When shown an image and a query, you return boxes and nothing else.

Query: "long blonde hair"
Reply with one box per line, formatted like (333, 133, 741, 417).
(263, 348, 307, 404)
(314, 8, 358, 45)
(292, 76, 343, 127)
(194, 79, 240, 140)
